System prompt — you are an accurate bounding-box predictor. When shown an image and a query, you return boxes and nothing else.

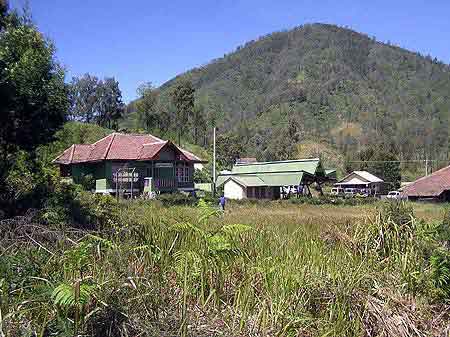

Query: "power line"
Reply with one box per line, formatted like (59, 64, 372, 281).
(349, 159, 450, 163)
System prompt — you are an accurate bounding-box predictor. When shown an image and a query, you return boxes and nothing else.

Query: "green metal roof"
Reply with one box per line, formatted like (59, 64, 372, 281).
(231, 158, 321, 175)
(216, 172, 305, 187)
(216, 158, 327, 188)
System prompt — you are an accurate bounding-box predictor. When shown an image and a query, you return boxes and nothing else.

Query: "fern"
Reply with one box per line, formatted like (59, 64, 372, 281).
(220, 224, 252, 236)
(173, 250, 203, 279)
(87, 234, 117, 250)
(51, 281, 95, 308)
(169, 222, 206, 237)
(198, 199, 221, 225)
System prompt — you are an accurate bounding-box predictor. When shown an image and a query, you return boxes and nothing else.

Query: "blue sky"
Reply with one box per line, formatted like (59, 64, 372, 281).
(9, 0, 450, 102)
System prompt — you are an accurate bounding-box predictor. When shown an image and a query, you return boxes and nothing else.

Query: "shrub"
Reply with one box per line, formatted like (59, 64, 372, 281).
(43, 182, 119, 229)
(157, 192, 197, 206)
(430, 248, 450, 299)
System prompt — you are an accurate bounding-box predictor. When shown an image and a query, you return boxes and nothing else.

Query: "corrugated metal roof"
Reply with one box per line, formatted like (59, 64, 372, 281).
(353, 171, 383, 183)
(232, 158, 320, 175)
(337, 171, 383, 184)
(335, 177, 367, 186)
(402, 165, 450, 197)
(217, 172, 305, 187)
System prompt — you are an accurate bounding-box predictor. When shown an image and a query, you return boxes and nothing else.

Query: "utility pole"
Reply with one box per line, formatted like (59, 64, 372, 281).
(213, 126, 216, 196)
(425, 157, 429, 176)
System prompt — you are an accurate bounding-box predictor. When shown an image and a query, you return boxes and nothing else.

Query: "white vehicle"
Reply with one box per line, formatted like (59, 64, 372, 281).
(386, 191, 402, 199)
(331, 187, 344, 196)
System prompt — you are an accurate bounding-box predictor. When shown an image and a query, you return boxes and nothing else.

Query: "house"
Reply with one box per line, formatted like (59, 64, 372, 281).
(401, 165, 450, 201)
(334, 171, 384, 196)
(215, 158, 332, 200)
(53, 133, 206, 195)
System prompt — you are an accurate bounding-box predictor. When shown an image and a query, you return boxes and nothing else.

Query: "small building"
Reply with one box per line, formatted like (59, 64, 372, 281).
(216, 158, 332, 200)
(53, 133, 206, 195)
(402, 165, 450, 201)
(334, 171, 384, 196)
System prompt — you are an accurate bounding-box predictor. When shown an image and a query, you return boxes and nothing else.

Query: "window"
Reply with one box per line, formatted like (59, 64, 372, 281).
(176, 164, 190, 183)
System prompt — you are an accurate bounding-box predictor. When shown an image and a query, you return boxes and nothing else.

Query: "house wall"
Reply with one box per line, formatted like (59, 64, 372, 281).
(224, 180, 246, 200)
(71, 162, 105, 184)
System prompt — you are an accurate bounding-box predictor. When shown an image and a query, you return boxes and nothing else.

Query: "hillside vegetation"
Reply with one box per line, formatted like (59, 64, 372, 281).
(127, 23, 450, 170)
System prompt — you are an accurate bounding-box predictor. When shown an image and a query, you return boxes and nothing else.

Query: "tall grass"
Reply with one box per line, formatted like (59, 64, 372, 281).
(1, 200, 449, 336)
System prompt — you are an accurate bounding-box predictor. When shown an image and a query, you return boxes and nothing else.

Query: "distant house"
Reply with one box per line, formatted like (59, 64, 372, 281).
(334, 171, 384, 196)
(402, 165, 450, 201)
(216, 158, 333, 200)
(53, 133, 206, 195)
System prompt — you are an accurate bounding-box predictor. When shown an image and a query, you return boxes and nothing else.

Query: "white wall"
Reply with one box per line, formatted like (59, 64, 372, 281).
(224, 180, 246, 200)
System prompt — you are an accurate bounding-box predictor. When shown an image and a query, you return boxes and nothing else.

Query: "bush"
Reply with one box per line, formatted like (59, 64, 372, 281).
(43, 182, 119, 229)
(157, 192, 197, 206)
(430, 248, 450, 299)
(79, 173, 95, 191)
(379, 200, 414, 226)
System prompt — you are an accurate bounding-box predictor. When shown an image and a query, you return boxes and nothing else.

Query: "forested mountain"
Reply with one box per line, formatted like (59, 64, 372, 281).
(126, 23, 450, 172)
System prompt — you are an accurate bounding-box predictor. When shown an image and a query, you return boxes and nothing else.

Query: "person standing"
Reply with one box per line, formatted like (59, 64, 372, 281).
(219, 195, 226, 211)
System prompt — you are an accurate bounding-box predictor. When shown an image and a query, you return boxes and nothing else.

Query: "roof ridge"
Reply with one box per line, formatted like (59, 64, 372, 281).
(235, 158, 319, 166)
(103, 133, 116, 159)
(91, 133, 114, 145)
(69, 144, 76, 163)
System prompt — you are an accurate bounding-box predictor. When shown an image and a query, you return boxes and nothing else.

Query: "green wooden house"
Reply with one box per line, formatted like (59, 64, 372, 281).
(53, 133, 206, 195)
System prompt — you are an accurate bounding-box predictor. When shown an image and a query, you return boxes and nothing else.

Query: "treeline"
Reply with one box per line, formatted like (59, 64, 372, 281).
(128, 79, 219, 148)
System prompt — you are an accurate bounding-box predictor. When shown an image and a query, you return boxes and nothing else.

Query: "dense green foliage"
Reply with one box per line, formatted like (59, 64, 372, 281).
(0, 4, 69, 216)
(126, 23, 450, 174)
(69, 74, 125, 129)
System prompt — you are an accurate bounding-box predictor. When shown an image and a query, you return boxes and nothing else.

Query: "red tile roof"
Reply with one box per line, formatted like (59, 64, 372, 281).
(402, 164, 450, 197)
(53, 133, 205, 164)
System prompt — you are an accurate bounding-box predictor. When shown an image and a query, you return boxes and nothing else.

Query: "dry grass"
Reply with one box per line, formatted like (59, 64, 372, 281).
(2, 200, 449, 336)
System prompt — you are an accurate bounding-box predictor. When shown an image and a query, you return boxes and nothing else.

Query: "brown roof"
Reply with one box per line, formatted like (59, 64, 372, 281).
(53, 133, 205, 164)
(402, 165, 450, 197)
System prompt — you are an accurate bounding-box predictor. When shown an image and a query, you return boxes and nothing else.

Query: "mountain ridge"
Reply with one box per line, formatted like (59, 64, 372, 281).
(127, 23, 450, 166)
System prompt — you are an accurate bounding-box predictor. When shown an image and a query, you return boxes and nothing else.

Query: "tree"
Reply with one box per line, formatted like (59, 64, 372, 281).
(171, 79, 195, 145)
(192, 102, 206, 145)
(347, 146, 401, 190)
(69, 74, 100, 123)
(69, 74, 125, 129)
(97, 77, 125, 129)
(136, 82, 159, 132)
(0, 0, 7, 28)
(215, 133, 245, 168)
(0, 10, 68, 158)
(0, 6, 69, 214)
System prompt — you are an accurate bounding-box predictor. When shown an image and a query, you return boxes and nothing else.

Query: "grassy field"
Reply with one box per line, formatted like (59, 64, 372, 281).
(2, 199, 450, 336)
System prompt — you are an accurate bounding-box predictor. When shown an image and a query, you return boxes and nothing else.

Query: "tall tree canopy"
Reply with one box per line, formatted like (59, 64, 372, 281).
(0, 6, 68, 158)
(0, 3, 69, 214)
(135, 82, 159, 132)
(69, 74, 124, 129)
(170, 79, 195, 145)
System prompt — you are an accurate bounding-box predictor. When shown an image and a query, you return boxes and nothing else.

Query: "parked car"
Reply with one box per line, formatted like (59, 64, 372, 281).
(331, 187, 344, 196)
(386, 190, 403, 200)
